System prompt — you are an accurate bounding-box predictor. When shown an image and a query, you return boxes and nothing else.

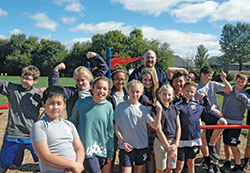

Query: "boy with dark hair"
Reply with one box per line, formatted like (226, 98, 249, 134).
(0, 65, 42, 173)
(31, 86, 85, 173)
(220, 73, 250, 172)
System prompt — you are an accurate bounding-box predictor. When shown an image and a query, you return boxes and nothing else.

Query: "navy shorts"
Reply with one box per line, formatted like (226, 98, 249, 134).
(201, 111, 221, 125)
(84, 155, 108, 173)
(119, 148, 148, 167)
(223, 128, 241, 146)
(177, 146, 200, 161)
(0, 138, 38, 169)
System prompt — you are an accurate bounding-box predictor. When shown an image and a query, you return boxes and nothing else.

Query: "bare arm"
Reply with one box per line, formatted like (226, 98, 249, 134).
(155, 123, 170, 150)
(114, 122, 133, 152)
(220, 71, 232, 94)
(73, 138, 85, 164)
(33, 141, 84, 173)
(166, 67, 188, 80)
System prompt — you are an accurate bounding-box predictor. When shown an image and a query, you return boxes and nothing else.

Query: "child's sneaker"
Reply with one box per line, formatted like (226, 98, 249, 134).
(208, 145, 219, 160)
(220, 161, 231, 172)
(242, 160, 249, 171)
(212, 163, 221, 173)
(229, 165, 244, 173)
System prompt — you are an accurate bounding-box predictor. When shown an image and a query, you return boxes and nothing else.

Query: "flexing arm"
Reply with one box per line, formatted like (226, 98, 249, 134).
(33, 141, 84, 173)
(48, 63, 66, 86)
(86, 51, 108, 77)
(166, 67, 188, 80)
(220, 71, 233, 94)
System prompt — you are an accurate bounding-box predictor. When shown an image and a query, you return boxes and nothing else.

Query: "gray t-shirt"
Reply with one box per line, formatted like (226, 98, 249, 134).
(31, 115, 79, 173)
(196, 81, 225, 110)
(0, 80, 41, 139)
(114, 101, 153, 149)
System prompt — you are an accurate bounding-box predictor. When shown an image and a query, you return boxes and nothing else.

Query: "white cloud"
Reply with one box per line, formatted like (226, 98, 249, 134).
(111, 0, 205, 16)
(62, 16, 77, 24)
(9, 29, 22, 35)
(0, 8, 8, 17)
(210, 0, 250, 22)
(0, 35, 7, 40)
(139, 25, 219, 56)
(53, 0, 84, 13)
(70, 21, 220, 56)
(70, 21, 132, 35)
(65, 1, 84, 13)
(62, 37, 91, 49)
(29, 12, 58, 32)
(42, 34, 52, 40)
(171, 1, 218, 23)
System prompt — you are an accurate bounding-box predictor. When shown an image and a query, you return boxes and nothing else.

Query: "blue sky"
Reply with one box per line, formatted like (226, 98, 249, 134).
(0, 0, 249, 58)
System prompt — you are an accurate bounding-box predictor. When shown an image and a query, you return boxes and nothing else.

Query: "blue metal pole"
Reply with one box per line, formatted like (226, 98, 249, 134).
(106, 47, 111, 79)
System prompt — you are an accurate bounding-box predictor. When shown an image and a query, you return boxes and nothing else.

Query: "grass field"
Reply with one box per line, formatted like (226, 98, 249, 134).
(0, 75, 75, 105)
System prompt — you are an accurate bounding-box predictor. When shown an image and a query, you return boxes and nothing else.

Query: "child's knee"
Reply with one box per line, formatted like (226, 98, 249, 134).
(217, 118, 227, 125)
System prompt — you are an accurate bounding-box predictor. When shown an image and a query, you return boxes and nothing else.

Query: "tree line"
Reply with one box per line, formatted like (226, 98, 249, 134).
(0, 29, 174, 76)
(0, 22, 250, 76)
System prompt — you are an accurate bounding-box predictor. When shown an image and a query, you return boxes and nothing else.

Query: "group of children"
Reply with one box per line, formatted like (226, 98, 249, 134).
(1, 51, 250, 173)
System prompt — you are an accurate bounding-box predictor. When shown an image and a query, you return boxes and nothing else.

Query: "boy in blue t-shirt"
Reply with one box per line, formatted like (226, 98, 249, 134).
(220, 73, 250, 172)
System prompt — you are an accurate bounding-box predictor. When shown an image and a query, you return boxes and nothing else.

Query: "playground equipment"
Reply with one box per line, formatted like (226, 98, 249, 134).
(201, 124, 250, 129)
(0, 102, 9, 109)
(87, 47, 143, 79)
(106, 47, 142, 79)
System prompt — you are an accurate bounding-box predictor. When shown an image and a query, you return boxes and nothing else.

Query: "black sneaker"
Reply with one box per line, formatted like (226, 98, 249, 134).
(204, 163, 215, 173)
(220, 162, 231, 172)
(212, 163, 221, 173)
(243, 160, 249, 171)
(208, 145, 220, 160)
(230, 166, 244, 173)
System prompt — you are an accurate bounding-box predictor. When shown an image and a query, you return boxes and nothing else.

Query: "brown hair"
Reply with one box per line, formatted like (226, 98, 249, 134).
(111, 64, 127, 80)
(235, 72, 248, 81)
(21, 65, 40, 80)
(140, 68, 158, 100)
(92, 76, 110, 89)
(183, 81, 198, 89)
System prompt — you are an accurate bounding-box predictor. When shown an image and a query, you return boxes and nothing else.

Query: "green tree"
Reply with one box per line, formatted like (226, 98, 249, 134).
(64, 41, 92, 76)
(194, 44, 209, 69)
(219, 22, 250, 71)
(4, 34, 39, 75)
(32, 39, 67, 75)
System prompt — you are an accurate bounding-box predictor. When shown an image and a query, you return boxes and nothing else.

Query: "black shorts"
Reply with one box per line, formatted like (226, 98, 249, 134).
(119, 148, 148, 167)
(84, 155, 108, 173)
(223, 127, 241, 146)
(177, 146, 200, 161)
(201, 111, 221, 125)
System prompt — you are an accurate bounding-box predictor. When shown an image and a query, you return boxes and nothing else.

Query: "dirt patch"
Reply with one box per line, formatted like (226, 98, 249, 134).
(0, 109, 250, 172)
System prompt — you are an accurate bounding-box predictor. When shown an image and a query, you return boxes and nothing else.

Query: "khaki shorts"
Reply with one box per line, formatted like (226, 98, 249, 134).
(154, 138, 177, 170)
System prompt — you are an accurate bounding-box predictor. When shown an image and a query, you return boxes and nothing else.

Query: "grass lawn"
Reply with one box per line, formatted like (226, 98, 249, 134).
(0, 75, 75, 105)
